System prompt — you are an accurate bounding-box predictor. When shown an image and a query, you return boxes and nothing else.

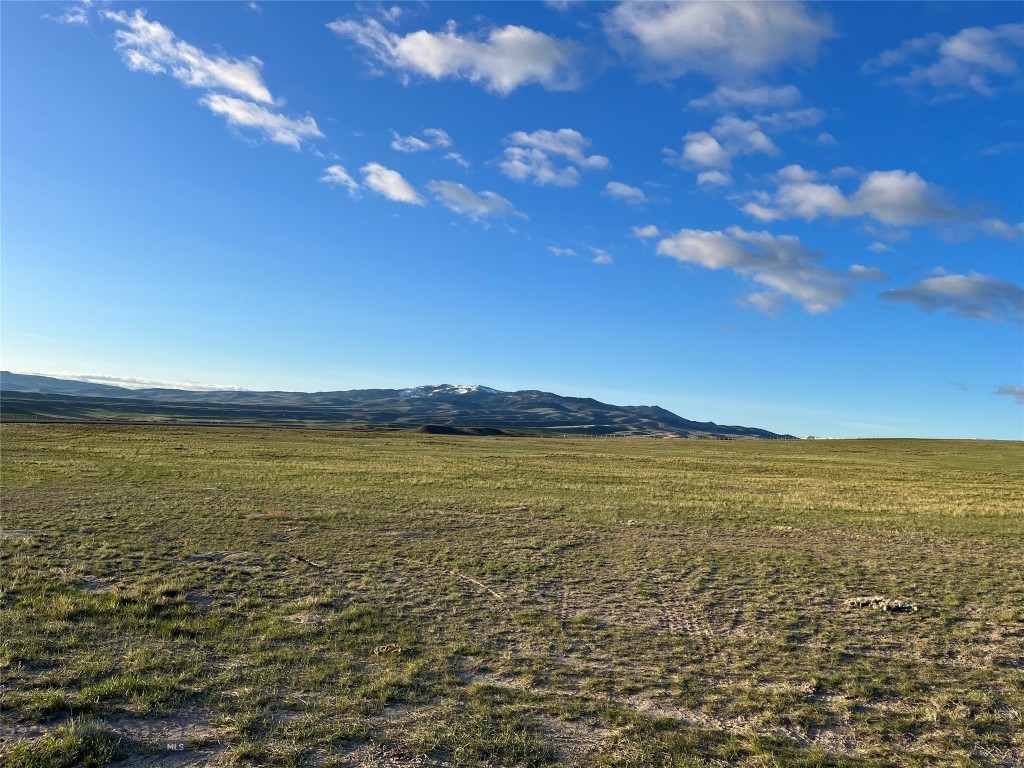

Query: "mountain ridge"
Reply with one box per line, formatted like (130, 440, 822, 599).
(0, 372, 795, 439)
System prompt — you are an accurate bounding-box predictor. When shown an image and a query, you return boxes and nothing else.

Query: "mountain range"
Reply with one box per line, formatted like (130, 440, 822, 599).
(0, 372, 794, 439)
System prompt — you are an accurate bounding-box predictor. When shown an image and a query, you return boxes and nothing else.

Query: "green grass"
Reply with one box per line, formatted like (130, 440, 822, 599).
(1, 424, 1022, 766)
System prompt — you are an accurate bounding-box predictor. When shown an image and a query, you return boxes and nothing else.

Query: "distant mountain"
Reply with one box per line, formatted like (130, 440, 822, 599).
(0, 371, 794, 439)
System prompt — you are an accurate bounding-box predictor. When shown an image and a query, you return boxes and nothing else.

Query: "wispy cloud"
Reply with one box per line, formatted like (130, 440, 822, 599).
(656, 226, 862, 315)
(427, 181, 522, 221)
(360, 162, 424, 205)
(880, 271, 1024, 323)
(994, 385, 1024, 405)
(102, 9, 274, 103)
(101, 9, 322, 150)
(604, 1, 834, 82)
(328, 17, 582, 95)
(863, 23, 1024, 99)
(391, 127, 452, 152)
(443, 152, 470, 170)
(499, 129, 609, 187)
(14, 371, 245, 391)
(689, 84, 803, 111)
(320, 164, 360, 198)
(200, 94, 323, 149)
(43, 1, 92, 26)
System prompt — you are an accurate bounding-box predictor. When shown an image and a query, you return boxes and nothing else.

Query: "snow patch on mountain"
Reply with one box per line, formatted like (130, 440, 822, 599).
(398, 384, 503, 398)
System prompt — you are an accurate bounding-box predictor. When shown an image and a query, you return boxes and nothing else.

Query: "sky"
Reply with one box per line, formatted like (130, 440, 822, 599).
(2, 1, 1023, 439)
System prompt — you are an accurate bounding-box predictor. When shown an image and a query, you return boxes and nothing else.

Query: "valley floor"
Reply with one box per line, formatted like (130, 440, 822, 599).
(1, 425, 1021, 766)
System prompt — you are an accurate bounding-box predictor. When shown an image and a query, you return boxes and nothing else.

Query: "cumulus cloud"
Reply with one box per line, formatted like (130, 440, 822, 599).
(671, 116, 777, 169)
(320, 164, 360, 198)
(328, 17, 581, 95)
(743, 169, 956, 226)
(102, 9, 274, 103)
(817, 131, 838, 146)
(689, 84, 802, 111)
(995, 385, 1024, 405)
(631, 225, 661, 239)
(880, 271, 1024, 323)
(697, 170, 733, 187)
(589, 247, 614, 265)
(360, 162, 424, 204)
(604, 1, 834, 81)
(863, 23, 1024, 98)
(603, 181, 647, 205)
(868, 242, 894, 253)
(549, 246, 577, 257)
(656, 226, 857, 314)
(499, 129, 609, 187)
(199, 94, 323, 149)
(391, 128, 452, 152)
(427, 180, 522, 221)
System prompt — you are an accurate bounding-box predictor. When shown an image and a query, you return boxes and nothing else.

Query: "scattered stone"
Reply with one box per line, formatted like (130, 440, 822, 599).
(373, 643, 403, 656)
(845, 596, 919, 612)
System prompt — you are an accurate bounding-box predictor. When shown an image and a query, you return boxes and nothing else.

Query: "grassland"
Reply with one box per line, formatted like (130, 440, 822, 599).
(1, 424, 1021, 767)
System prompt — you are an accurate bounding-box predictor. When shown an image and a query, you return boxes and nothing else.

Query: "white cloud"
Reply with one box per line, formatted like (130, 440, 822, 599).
(656, 226, 856, 314)
(549, 246, 577, 257)
(391, 128, 453, 152)
(102, 9, 274, 103)
(817, 131, 838, 146)
(775, 164, 819, 183)
(199, 94, 323, 149)
(689, 84, 802, 111)
(603, 181, 647, 206)
(881, 271, 1024, 323)
(631, 225, 661, 239)
(995, 385, 1024, 405)
(499, 129, 609, 186)
(246, 2, 262, 14)
(675, 116, 776, 169)
(864, 23, 1024, 99)
(390, 133, 430, 152)
(979, 218, 1024, 240)
(422, 128, 453, 148)
(43, 2, 91, 25)
(360, 162, 424, 205)
(328, 17, 581, 95)
(743, 169, 956, 226)
(589, 247, 614, 265)
(830, 165, 859, 179)
(867, 242, 893, 253)
(697, 170, 732, 187)
(443, 152, 470, 169)
(849, 264, 889, 281)
(604, 1, 834, 81)
(427, 180, 521, 221)
(16, 371, 245, 391)
(320, 164, 360, 198)
(756, 107, 826, 131)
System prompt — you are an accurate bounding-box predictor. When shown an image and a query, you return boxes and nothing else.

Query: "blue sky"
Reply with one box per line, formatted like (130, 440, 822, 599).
(2, 1, 1022, 439)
